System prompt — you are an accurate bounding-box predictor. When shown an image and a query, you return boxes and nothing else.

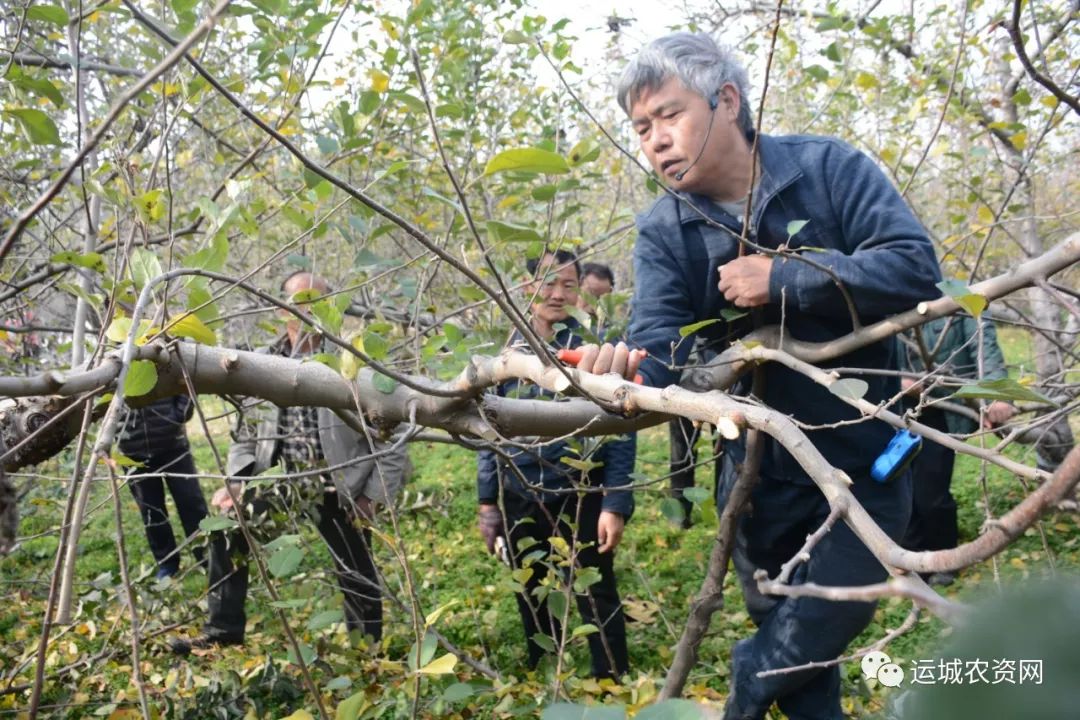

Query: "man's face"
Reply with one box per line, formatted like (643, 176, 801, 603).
(630, 77, 743, 194)
(577, 273, 613, 310)
(528, 255, 579, 326)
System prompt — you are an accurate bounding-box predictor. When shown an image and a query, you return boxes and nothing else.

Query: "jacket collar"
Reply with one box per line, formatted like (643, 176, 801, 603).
(676, 132, 803, 227)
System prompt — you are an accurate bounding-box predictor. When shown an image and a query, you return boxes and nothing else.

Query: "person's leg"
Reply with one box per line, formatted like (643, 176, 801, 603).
(128, 465, 179, 575)
(503, 492, 557, 669)
(722, 469, 912, 720)
(161, 448, 209, 566)
(314, 490, 382, 643)
(669, 417, 701, 526)
(202, 525, 249, 641)
(902, 409, 957, 553)
(201, 489, 274, 642)
(563, 491, 629, 679)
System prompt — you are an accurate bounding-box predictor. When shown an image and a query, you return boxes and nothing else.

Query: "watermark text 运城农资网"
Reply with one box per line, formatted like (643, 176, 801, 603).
(859, 652, 1043, 688)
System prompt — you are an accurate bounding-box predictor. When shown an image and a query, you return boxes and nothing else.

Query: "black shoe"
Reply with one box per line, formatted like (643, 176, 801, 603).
(169, 634, 243, 656)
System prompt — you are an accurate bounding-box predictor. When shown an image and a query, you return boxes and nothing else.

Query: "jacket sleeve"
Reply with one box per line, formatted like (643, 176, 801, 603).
(226, 401, 259, 479)
(596, 432, 636, 519)
(627, 219, 713, 388)
(976, 319, 1009, 382)
(768, 144, 942, 319)
(477, 448, 499, 505)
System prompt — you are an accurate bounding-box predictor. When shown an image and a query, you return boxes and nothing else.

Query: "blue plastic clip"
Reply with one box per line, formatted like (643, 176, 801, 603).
(871, 429, 923, 484)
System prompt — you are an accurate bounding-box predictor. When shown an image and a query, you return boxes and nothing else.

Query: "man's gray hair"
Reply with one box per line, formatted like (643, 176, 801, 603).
(616, 32, 754, 136)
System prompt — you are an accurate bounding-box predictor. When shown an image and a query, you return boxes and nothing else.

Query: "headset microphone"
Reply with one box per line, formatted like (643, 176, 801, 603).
(674, 92, 720, 182)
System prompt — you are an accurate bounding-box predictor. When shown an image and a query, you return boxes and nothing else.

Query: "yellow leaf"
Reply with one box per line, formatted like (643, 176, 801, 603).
(854, 71, 879, 89)
(1010, 131, 1027, 150)
(106, 316, 132, 343)
(164, 313, 217, 345)
(1040, 96, 1058, 108)
(976, 206, 995, 225)
(279, 711, 315, 720)
(417, 653, 457, 675)
(368, 69, 390, 93)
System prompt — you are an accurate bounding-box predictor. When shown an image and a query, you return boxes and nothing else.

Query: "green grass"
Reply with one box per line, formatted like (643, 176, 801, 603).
(2, 369, 1078, 719)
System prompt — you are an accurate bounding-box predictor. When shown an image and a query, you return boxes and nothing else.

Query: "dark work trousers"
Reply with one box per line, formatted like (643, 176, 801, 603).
(501, 488, 629, 679)
(669, 417, 701, 525)
(127, 447, 208, 574)
(716, 453, 912, 720)
(901, 407, 958, 552)
(205, 488, 381, 642)
(668, 418, 724, 527)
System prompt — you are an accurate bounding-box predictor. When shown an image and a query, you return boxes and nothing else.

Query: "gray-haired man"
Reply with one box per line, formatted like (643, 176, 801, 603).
(579, 33, 942, 718)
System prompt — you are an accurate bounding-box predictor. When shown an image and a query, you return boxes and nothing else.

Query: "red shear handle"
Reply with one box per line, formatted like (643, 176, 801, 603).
(556, 349, 643, 385)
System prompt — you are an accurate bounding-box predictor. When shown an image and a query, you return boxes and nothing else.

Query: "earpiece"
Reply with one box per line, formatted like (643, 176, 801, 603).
(674, 92, 722, 182)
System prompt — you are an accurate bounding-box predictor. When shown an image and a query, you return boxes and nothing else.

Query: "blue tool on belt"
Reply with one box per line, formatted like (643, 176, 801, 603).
(871, 429, 923, 483)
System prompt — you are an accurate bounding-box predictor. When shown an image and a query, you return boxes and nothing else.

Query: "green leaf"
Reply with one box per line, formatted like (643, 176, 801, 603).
(660, 497, 686, 524)
(486, 220, 542, 243)
(183, 233, 229, 272)
(199, 515, 239, 532)
(308, 353, 341, 371)
(123, 360, 157, 398)
(952, 378, 1055, 405)
(530, 633, 556, 653)
(310, 299, 343, 335)
(502, 29, 529, 43)
(307, 609, 344, 631)
(816, 15, 843, 31)
(531, 184, 558, 201)
(285, 642, 316, 667)
(363, 330, 389, 361)
(324, 676, 351, 692)
(442, 682, 474, 703)
(829, 378, 869, 402)
(388, 91, 426, 114)
(571, 623, 599, 638)
(635, 699, 706, 720)
(27, 4, 69, 26)
(547, 590, 568, 621)
(572, 567, 602, 593)
(11, 73, 64, 107)
(372, 373, 397, 394)
(720, 308, 748, 322)
(542, 704, 626, 720)
(683, 486, 710, 505)
(483, 148, 570, 176)
(678, 318, 719, 337)
(164, 313, 217, 345)
(4, 108, 62, 145)
(268, 545, 304, 578)
(129, 248, 163, 290)
(50, 251, 106, 273)
(786, 219, 809, 237)
(335, 691, 366, 720)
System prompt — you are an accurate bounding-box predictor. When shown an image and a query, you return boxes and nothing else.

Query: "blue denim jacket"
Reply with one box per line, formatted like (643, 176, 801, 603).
(476, 317, 637, 517)
(629, 133, 942, 480)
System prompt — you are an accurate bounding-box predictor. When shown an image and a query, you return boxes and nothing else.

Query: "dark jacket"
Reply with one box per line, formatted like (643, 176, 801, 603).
(899, 316, 1008, 435)
(628, 133, 942, 481)
(476, 318, 637, 517)
(118, 395, 193, 459)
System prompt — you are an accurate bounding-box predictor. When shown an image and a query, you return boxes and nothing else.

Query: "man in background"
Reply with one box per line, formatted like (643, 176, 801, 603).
(171, 271, 411, 654)
(118, 395, 208, 579)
